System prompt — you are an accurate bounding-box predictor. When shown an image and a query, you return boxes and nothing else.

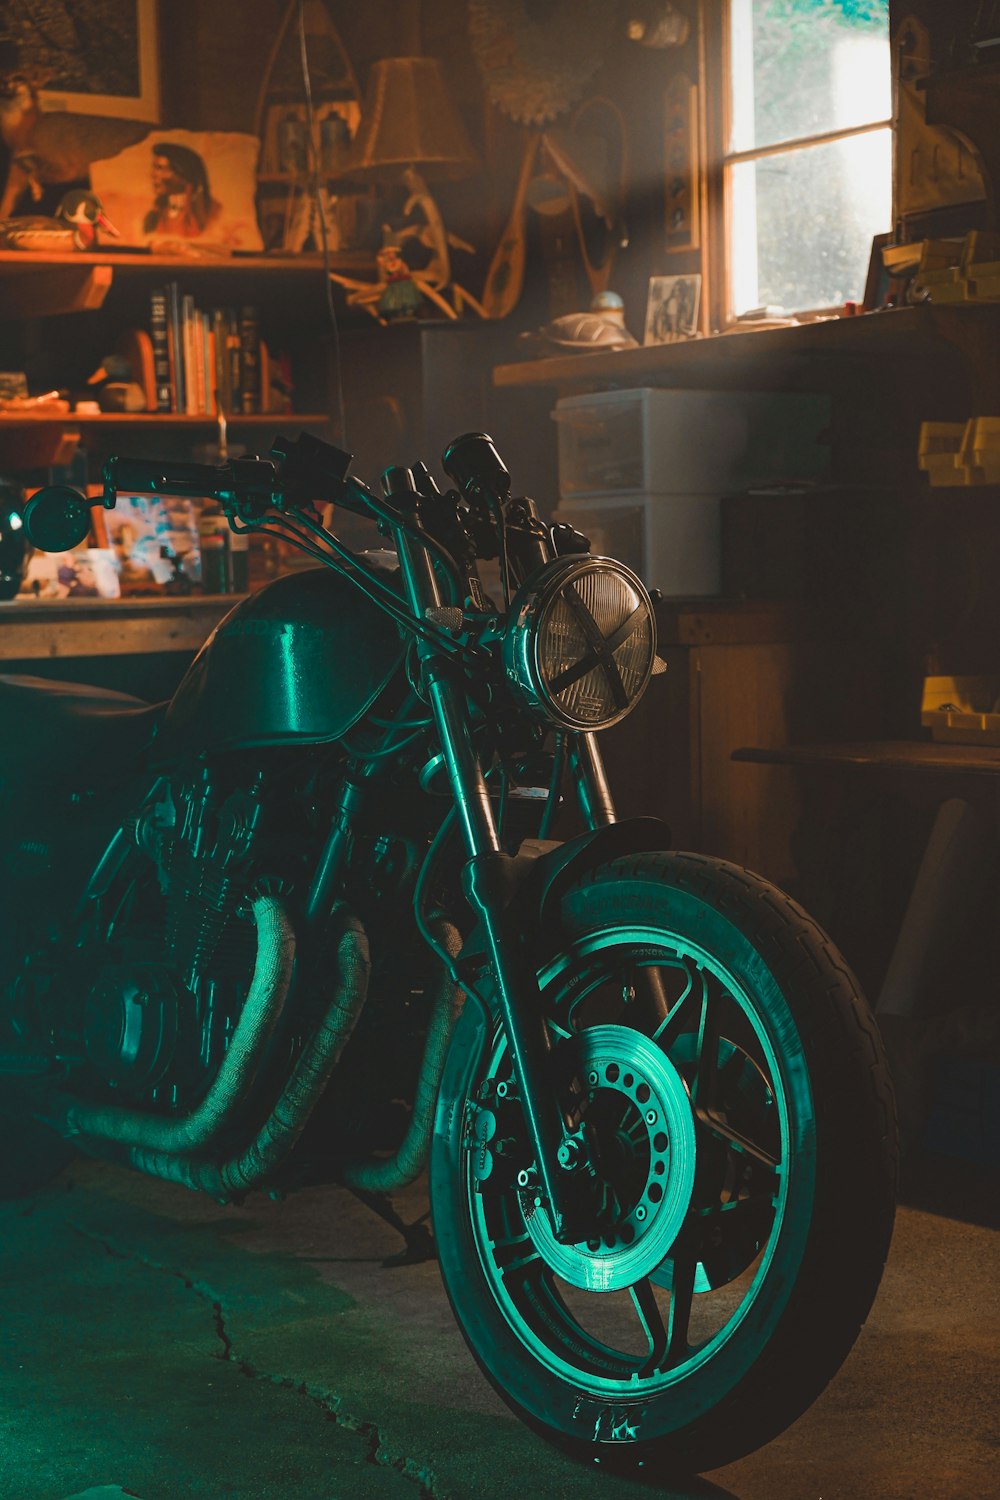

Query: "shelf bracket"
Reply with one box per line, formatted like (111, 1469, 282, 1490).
(0, 263, 114, 319)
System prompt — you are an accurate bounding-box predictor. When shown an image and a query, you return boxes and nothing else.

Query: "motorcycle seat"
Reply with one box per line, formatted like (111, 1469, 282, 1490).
(0, 674, 165, 801)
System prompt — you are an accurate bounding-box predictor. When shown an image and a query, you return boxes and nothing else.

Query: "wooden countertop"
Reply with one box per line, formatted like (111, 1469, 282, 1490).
(0, 594, 238, 659)
(0, 592, 805, 661)
(493, 304, 1000, 393)
(733, 739, 1000, 776)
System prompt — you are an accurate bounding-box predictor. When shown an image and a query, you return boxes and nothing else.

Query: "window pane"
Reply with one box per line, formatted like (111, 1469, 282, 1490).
(729, 128, 891, 314)
(730, 0, 890, 154)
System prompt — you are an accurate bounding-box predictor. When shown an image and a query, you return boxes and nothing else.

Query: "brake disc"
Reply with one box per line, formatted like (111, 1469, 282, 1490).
(523, 1024, 696, 1292)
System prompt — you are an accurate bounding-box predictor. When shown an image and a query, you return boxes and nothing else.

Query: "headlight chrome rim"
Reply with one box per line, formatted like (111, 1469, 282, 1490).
(503, 556, 657, 731)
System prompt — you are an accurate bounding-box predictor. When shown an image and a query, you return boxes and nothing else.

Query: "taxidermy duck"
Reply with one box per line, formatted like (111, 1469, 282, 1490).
(85, 352, 147, 412)
(0, 189, 120, 252)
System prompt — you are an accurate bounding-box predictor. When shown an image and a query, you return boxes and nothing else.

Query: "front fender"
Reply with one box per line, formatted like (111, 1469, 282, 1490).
(528, 815, 671, 934)
(456, 816, 671, 977)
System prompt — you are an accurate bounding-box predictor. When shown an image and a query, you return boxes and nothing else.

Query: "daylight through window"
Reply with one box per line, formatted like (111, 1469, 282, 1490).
(727, 0, 892, 316)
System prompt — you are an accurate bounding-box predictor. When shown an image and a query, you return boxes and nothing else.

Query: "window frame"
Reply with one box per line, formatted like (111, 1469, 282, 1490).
(701, 0, 893, 330)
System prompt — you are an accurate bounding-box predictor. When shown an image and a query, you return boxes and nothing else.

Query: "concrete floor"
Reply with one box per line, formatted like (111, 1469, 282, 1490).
(1, 1154, 997, 1500)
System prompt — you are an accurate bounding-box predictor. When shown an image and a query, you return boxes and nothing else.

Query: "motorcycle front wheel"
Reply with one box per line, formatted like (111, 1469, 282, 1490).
(431, 851, 897, 1475)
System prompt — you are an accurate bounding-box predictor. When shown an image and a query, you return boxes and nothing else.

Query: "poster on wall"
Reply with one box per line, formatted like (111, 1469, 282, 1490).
(90, 130, 264, 252)
(5, 0, 161, 122)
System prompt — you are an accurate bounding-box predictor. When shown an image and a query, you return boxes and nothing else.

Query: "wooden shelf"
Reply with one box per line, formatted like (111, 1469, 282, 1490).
(0, 248, 375, 318)
(493, 304, 1000, 395)
(0, 249, 373, 273)
(732, 740, 1000, 777)
(0, 412, 330, 428)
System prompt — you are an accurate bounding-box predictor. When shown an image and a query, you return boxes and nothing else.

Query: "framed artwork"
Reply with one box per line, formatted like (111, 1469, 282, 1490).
(645, 273, 701, 344)
(664, 72, 699, 253)
(107, 493, 202, 589)
(90, 130, 264, 252)
(21, 546, 120, 600)
(6, 0, 162, 123)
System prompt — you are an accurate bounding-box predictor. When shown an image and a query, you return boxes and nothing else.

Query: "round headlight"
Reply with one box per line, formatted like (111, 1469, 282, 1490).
(503, 556, 657, 730)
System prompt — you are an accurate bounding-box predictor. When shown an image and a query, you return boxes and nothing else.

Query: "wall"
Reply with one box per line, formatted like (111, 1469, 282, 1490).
(157, 0, 699, 343)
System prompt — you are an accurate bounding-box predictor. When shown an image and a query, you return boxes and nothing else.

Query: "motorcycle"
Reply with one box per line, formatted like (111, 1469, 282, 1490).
(0, 431, 897, 1474)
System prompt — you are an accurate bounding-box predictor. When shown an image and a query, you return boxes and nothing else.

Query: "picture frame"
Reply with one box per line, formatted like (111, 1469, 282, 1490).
(21, 544, 120, 600)
(644, 273, 701, 344)
(15, 0, 163, 124)
(664, 72, 700, 253)
(863, 231, 895, 311)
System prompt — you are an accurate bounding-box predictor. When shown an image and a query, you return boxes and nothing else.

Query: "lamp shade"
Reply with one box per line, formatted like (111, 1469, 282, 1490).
(345, 56, 480, 181)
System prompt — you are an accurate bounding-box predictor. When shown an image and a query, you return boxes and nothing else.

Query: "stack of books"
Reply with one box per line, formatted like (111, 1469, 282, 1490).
(150, 286, 263, 416)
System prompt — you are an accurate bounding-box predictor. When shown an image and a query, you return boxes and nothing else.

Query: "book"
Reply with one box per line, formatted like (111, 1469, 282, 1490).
(149, 289, 171, 412)
(239, 304, 260, 414)
(182, 293, 199, 414)
(211, 307, 230, 414)
(166, 282, 185, 414)
(228, 311, 241, 413)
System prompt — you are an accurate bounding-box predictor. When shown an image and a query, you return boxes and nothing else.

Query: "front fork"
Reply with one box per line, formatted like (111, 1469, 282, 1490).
(392, 512, 615, 1244)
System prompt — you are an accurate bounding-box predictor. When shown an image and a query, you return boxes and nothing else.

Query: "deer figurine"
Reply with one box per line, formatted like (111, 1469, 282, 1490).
(0, 68, 150, 218)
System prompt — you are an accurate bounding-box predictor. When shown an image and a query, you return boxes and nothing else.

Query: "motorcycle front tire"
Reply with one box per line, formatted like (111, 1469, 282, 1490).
(431, 851, 897, 1476)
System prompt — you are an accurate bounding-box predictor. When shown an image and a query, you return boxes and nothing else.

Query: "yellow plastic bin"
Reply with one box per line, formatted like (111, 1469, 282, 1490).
(918, 421, 974, 486)
(963, 417, 1000, 482)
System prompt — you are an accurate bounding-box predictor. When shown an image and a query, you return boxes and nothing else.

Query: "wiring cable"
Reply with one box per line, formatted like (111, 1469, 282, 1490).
(297, 0, 348, 447)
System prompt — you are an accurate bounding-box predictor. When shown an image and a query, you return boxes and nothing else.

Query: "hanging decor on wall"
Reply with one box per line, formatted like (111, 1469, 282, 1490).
(467, 0, 615, 126)
(664, 71, 699, 252)
(3, 0, 160, 121)
(90, 130, 264, 253)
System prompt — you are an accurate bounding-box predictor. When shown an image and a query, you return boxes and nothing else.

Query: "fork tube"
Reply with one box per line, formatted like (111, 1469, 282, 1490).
(394, 519, 584, 1242)
(569, 732, 618, 827)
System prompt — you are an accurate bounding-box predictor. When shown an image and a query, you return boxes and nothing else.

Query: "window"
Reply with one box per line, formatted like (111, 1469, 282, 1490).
(726, 0, 891, 317)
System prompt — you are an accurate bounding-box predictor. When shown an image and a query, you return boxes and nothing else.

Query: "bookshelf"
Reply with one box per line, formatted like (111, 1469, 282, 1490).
(0, 249, 373, 468)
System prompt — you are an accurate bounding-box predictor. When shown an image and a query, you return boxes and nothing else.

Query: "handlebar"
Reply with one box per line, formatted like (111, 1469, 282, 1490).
(105, 456, 237, 501)
(104, 433, 373, 522)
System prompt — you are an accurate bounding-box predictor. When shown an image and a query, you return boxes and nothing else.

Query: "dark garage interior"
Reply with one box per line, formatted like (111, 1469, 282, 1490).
(0, 2, 998, 1497)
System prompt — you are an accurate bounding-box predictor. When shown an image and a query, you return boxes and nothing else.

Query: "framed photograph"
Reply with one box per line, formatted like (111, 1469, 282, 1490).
(90, 129, 264, 252)
(107, 493, 201, 590)
(261, 99, 360, 178)
(7, 0, 162, 123)
(644, 273, 702, 345)
(22, 546, 120, 600)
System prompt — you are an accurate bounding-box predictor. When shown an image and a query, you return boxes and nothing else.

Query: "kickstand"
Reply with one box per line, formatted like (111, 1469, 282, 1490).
(346, 1185, 438, 1266)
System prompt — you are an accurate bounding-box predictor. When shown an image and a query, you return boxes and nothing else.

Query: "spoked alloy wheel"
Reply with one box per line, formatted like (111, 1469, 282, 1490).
(432, 852, 897, 1474)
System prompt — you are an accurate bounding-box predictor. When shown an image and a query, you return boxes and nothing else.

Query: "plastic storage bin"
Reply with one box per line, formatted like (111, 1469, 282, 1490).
(554, 491, 721, 596)
(552, 387, 829, 497)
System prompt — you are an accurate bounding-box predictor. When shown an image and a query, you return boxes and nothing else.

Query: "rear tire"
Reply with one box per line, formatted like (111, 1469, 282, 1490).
(431, 852, 897, 1474)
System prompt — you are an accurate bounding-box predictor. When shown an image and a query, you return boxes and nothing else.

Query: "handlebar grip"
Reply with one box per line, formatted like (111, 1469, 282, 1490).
(104, 455, 229, 501)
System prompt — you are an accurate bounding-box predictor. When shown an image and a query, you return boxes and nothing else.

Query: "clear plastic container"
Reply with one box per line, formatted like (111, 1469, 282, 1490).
(552, 387, 829, 496)
(554, 491, 721, 597)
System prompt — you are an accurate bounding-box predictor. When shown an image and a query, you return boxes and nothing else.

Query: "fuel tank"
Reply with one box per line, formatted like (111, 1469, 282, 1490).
(153, 561, 405, 763)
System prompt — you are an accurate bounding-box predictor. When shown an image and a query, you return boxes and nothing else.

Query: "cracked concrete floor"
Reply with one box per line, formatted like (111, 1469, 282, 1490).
(0, 1156, 997, 1500)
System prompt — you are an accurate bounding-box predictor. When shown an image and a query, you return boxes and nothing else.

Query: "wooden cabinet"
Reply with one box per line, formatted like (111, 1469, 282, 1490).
(599, 602, 817, 887)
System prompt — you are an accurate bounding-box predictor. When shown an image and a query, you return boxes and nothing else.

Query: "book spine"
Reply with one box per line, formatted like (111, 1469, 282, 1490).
(182, 293, 198, 414)
(193, 307, 207, 415)
(239, 304, 260, 414)
(150, 288, 172, 413)
(211, 308, 229, 414)
(167, 283, 185, 414)
(206, 323, 217, 416)
(227, 309, 241, 416)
